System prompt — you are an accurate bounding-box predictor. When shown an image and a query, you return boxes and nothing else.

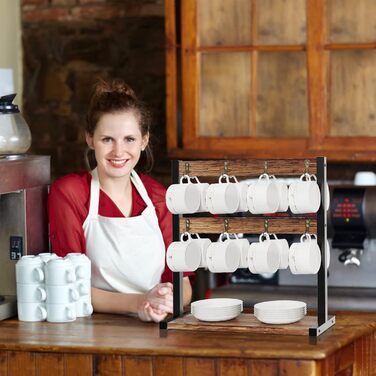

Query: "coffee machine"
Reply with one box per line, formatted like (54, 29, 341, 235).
(279, 186, 376, 288)
(0, 92, 50, 319)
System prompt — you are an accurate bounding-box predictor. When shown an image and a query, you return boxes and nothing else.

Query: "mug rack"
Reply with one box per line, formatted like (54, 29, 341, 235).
(160, 157, 335, 337)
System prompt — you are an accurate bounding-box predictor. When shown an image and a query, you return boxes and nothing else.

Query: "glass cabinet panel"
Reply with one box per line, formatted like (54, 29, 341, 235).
(255, 0, 307, 45)
(199, 52, 251, 137)
(329, 50, 376, 137)
(256, 52, 308, 138)
(328, 0, 376, 43)
(197, 0, 252, 46)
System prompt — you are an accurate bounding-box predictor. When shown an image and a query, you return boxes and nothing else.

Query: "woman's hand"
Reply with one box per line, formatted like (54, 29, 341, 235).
(137, 282, 173, 322)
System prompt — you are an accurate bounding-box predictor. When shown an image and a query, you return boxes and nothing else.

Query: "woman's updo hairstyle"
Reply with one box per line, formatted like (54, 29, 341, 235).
(85, 78, 153, 172)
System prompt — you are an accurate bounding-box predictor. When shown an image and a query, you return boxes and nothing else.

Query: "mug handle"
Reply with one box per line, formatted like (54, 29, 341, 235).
(84, 303, 94, 315)
(218, 174, 230, 183)
(258, 173, 270, 180)
(179, 174, 191, 184)
(79, 283, 89, 296)
(180, 232, 192, 242)
(219, 232, 230, 242)
(34, 267, 44, 283)
(37, 287, 47, 302)
(259, 232, 270, 242)
(37, 306, 47, 320)
(192, 176, 201, 184)
(70, 288, 80, 302)
(66, 307, 75, 320)
(300, 233, 312, 243)
(300, 173, 311, 181)
(66, 270, 76, 283)
(76, 265, 85, 279)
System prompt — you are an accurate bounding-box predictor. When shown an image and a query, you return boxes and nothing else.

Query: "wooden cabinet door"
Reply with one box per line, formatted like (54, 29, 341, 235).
(165, 0, 376, 161)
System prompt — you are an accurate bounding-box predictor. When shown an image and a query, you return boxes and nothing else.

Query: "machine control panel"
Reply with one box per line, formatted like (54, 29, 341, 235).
(10, 236, 23, 260)
(331, 188, 365, 228)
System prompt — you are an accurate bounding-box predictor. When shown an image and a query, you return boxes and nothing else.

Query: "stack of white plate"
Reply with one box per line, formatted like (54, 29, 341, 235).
(254, 300, 307, 324)
(191, 298, 243, 322)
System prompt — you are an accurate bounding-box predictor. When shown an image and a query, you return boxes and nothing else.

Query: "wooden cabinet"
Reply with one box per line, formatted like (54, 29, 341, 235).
(165, 0, 376, 161)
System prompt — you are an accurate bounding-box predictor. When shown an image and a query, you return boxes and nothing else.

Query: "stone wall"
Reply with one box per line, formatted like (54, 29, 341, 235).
(21, 0, 169, 183)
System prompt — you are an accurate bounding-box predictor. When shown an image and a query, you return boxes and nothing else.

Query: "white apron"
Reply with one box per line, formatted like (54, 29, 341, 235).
(83, 168, 166, 294)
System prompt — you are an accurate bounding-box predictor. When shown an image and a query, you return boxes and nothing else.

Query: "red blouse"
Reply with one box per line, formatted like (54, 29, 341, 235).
(48, 171, 192, 283)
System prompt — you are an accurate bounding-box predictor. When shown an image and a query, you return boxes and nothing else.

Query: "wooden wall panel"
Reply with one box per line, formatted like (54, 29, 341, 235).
(197, 0, 252, 46)
(35, 353, 64, 376)
(328, 0, 376, 43)
(123, 356, 153, 376)
(256, 52, 308, 138)
(185, 357, 216, 376)
(0, 351, 7, 375)
(279, 359, 317, 374)
(94, 354, 122, 376)
(64, 354, 93, 376)
(255, 0, 307, 45)
(218, 358, 248, 376)
(8, 351, 36, 376)
(199, 52, 251, 137)
(249, 360, 278, 375)
(154, 356, 183, 376)
(329, 49, 376, 137)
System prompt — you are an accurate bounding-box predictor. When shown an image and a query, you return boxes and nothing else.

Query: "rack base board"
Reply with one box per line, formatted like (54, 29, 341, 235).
(160, 313, 336, 337)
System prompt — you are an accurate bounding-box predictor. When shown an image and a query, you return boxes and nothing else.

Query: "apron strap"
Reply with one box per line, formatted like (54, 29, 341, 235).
(88, 168, 100, 217)
(130, 169, 155, 208)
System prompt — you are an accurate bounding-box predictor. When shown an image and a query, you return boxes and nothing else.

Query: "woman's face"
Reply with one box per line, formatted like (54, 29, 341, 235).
(86, 111, 148, 179)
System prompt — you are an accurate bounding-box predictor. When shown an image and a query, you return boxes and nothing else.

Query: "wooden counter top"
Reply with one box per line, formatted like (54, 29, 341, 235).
(0, 311, 375, 360)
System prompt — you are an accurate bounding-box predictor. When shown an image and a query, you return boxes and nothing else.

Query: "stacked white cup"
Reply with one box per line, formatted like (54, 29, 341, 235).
(65, 253, 93, 317)
(16, 255, 47, 322)
(44, 258, 79, 322)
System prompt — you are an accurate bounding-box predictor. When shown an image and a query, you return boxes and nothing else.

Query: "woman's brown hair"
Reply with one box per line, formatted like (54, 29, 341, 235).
(85, 78, 154, 172)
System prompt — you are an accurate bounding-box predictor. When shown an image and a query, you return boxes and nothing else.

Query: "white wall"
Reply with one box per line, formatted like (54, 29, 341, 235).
(0, 0, 22, 106)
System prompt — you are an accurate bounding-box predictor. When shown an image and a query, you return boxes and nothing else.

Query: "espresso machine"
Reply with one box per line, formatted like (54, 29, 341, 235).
(0, 94, 50, 320)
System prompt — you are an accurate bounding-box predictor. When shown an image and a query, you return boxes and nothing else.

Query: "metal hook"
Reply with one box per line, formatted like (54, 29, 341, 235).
(305, 219, 310, 234)
(185, 218, 191, 233)
(304, 159, 310, 174)
(224, 218, 229, 232)
(263, 160, 268, 174)
(264, 219, 269, 233)
(184, 162, 190, 176)
(224, 160, 229, 175)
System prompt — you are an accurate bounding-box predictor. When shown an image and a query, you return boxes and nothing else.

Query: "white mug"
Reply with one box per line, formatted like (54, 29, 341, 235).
(76, 280, 91, 296)
(76, 296, 93, 318)
(310, 234, 330, 269)
(247, 174, 279, 214)
(189, 234, 212, 268)
(191, 176, 210, 213)
(206, 174, 239, 214)
(289, 233, 321, 274)
(230, 176, 249, 213)
(45, 258, 76, 285)
(166, 233, 201, 272)
(237, 238, 251, 268)
(270, 176, 289, 212)
(269, 234, 289, 269)
(206, 233, 241, 273)
(288, 174, 321, 214)
(248, 233, 280, 274)
(38, 252, 59, 263)
(46, 284, 80, 304)
(16, 256, 44, 284)
(17, 302, 47, 322)
(47, 303, 76, 323)
(166, 175, 201, 214)
(65, 253, 91, 280)
(16, 283, 47, 303)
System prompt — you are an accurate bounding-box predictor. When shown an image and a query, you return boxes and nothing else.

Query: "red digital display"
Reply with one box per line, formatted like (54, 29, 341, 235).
(332, 196, 362, 225)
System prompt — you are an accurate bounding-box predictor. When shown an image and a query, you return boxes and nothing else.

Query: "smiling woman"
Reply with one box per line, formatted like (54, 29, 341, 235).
(48, 79, 193, 323)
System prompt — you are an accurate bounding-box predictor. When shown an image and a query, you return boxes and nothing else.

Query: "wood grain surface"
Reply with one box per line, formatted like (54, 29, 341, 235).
(168, 313, 317, 336)
(0, 312, 375, 375)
